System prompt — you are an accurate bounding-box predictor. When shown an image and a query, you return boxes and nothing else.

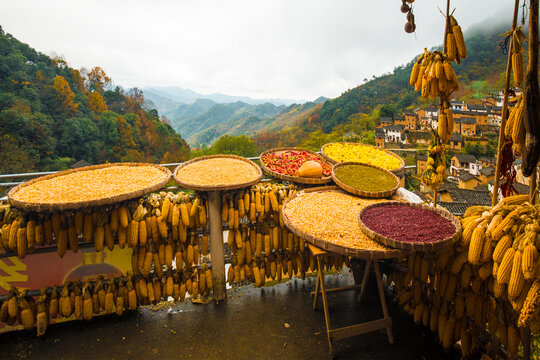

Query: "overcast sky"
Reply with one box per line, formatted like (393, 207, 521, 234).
(2, 0, 512, 101)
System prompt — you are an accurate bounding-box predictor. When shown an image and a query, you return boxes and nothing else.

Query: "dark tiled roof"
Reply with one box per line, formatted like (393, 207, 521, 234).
(459, 172, 477, 182)
(439, 181, 458, 192)
(387, 125, 405, 132)
(453, 109, 487, 116)
(449, 188, 491, 204)
(474, 184, 489, 191)
(479, 167, 495, 177)
(394, 115, 405, 120)
(454, 154, 477, 163)
(375, 128, 386, 137)
(426, 104, 438, 111)
(438, 202, 471, 216)
(403, 109, 417, 116)
(417, 154, 428, 161)
(449, 133, 463, 142)
(461, 117, 477, 124)
(467, 104, 487, 111)
(379, 117, 393, 123)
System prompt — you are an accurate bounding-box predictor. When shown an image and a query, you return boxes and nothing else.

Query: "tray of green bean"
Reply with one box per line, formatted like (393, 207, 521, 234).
(331, 162, 399, 198)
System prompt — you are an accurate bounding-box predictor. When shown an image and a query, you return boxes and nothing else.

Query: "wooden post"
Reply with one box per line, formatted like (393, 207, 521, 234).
(529, 167, 538, 204)
(492, 0, 521, 205)
(523, 327, 531, 360)
(208, 190, 226, 302)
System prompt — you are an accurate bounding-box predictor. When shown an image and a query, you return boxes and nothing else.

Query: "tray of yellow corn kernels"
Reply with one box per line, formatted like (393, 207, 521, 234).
(173, 154, 262, 191)
(8, 163, 171, 212)
(320, 142, 405, 175)
(281, 186, 405, 259)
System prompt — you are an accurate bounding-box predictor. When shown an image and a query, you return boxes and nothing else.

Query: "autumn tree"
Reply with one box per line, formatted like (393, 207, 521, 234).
(88, 91, 108, 113)
(71, 69, 87, 93)
(86, 66, 111, 94)
(112, 116, 137, 161)
(52, 75, 78, 115)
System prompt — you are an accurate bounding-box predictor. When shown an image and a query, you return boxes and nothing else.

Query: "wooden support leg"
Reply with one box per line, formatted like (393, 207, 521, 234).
(357, 259, 372, 302)
(312, 258, 320, 310)
(208, 191, 226, 302)
(373, 260, 394, 344)
(318, 256, 333, 355)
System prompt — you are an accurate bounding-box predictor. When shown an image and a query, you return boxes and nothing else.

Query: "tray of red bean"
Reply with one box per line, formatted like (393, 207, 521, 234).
(358, 201, 462, 252)
(259, 147, 332, 184)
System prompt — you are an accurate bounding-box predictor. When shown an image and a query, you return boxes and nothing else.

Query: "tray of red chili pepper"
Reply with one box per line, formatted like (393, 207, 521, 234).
(259, 147, 333, 184)
(358, 201, 462, 252)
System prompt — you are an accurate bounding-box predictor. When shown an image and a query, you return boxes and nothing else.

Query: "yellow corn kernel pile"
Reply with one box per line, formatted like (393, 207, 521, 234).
(11, 165, 168, 204)
(175, 158, 259, 186)
(283, 190, 392, 252)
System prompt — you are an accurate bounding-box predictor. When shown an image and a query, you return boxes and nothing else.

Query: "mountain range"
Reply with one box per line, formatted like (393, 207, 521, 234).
(144, 87, 328, 147)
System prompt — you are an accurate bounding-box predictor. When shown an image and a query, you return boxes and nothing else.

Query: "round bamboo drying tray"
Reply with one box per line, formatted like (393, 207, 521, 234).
(173, 154, 262, 191)
(331, 162, 399, 199)
(320, 142, 405, 175)
(282, 186, 405, 259)
(358, 201, 462, 252)
(259, 147, 332, 184)
(8, 163, 171, 212)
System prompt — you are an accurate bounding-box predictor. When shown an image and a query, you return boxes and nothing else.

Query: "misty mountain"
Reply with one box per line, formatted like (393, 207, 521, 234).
(144, 86, 302, 106)
(180, 101, 286, 145)
(143, 86, 328, 147)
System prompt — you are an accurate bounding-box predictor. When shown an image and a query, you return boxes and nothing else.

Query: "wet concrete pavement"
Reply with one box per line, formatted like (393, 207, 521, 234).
(0, 270, 459, 360)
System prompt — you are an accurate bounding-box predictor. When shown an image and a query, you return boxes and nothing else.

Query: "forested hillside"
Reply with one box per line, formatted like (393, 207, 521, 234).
(0, 28, 190, 173)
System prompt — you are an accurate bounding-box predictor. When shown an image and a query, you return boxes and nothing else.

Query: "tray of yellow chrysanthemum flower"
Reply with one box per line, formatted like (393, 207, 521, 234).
(321, 142, 404, 175)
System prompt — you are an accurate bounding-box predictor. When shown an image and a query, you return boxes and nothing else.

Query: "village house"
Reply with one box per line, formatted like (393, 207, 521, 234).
(450, 154, 481, 176)
(377, 117, 393, 128)
(425, 104, 438, 117)
(400, 110, 418, 130)
(459, 172, 482, 189)
(453, 109, 488, 126)
(394, 114, 418, 130)
(450, 100, 466, 111)
(460, 117, 477, 136)
(430, 116, 438, 130)
(375, 128, 385, 148)
(478, 167, 495, 185)
(467, 103, 487, 113)
(448, 133, 464, 151)
(415, 107, 426, 118)
(487, 106, 502, 126)
(418, 117, 431, 130)
(386, 125, 405, 143)
(478, 156, 496, 168)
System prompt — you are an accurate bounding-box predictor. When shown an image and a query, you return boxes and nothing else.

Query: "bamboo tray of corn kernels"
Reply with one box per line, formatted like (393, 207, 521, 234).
(281, 186, 405, 259)
(173, 154, 262, 191)
(8, 163, 172, 212)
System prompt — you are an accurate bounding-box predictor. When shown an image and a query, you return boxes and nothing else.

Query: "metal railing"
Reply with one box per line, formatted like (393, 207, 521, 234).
(0, 156, 416, 200)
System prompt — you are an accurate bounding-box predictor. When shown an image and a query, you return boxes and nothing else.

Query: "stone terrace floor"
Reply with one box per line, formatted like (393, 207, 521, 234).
(0, 270, 459, 360)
